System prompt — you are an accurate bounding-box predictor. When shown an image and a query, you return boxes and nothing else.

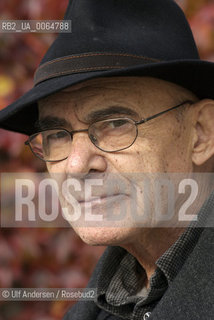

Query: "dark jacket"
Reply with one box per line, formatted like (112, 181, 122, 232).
(63, 205, 214, 320)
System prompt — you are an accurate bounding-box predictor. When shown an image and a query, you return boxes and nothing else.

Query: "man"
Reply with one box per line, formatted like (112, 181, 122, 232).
(0, 0, 214, 319)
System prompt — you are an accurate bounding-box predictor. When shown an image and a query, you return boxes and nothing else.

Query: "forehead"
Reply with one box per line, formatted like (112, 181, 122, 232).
(38, 76, 192, 120)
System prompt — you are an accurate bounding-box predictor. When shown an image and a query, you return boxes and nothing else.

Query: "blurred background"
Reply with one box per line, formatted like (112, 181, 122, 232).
(0, 0, 214, 319)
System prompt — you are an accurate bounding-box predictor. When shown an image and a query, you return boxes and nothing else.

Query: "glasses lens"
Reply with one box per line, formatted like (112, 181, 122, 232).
(89, 118, 137, 152)
(29, 129, 71, 161)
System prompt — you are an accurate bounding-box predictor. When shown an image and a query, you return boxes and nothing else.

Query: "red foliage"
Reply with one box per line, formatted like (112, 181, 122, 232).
(190, 3, 214, 60)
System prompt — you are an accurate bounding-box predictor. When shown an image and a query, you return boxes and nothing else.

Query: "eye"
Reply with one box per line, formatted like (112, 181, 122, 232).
(108, 119, 129, 128)
(97, 119, 130, 131)
(45, 130, 69, 141)
(102, 119, 133, 133)
(91, 118, 134, 140)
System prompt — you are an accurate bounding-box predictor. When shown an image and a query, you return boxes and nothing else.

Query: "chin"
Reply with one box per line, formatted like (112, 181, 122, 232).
(72, 226, 136, 246)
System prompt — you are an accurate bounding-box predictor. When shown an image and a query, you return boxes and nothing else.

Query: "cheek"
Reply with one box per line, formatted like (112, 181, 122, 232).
(110, 130, 193, 174)
(46, 160, 67, 173)
(109, 143, 166, 173)
(157, 130, 193, 172)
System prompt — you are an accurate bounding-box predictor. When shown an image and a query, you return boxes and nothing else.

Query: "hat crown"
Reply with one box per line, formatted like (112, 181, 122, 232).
(41, 0, 199, 65)
(3, 0, 214, 137)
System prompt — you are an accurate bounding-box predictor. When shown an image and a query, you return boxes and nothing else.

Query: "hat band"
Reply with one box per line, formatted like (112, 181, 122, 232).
(34, 52, 160, 85)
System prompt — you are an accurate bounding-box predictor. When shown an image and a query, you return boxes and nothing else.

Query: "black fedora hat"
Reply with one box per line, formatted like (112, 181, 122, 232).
(0, 0, 214, 135)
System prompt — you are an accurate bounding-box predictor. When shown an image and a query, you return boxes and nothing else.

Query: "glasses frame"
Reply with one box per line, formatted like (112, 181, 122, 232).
(25, 100, 193, 162)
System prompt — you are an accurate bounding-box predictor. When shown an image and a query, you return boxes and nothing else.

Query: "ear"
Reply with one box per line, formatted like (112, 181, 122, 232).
(192, 99, 214, 166)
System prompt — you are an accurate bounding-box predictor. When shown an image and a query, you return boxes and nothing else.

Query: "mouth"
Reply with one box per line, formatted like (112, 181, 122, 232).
(79, 194, 128, 207)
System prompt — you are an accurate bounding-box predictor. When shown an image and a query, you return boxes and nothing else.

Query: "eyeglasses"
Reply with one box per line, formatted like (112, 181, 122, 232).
(25, 100, 193, 162)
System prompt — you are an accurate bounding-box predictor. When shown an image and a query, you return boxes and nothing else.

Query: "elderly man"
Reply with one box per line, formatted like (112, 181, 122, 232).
(0, 0, 214, 319)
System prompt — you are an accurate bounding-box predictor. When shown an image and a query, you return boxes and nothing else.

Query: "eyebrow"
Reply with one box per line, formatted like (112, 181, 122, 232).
(36, 106, 139, 130)
(85, 106, 139, 122)
(35, 116, 71, 131)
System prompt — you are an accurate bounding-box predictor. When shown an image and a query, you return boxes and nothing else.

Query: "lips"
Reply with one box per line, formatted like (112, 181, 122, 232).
(60, 173, 133, 206)
(78, 193, 127, 204)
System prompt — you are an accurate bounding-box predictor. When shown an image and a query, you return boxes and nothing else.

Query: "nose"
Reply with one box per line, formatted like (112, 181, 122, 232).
(64, 132, 107, 174)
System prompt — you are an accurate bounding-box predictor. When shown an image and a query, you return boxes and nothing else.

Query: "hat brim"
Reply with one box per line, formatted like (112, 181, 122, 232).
(0, 59, 213, 135)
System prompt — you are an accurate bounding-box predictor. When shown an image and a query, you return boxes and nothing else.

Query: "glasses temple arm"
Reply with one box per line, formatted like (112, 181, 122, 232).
(136, 100, 193, 125)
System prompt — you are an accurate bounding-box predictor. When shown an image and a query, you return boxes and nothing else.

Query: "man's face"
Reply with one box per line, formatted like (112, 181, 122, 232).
(38, 77, 197, 246)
